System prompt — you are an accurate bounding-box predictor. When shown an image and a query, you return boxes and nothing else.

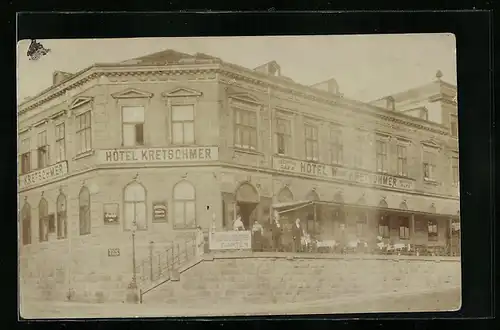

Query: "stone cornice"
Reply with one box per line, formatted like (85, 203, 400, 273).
(18, 63, 450, 136)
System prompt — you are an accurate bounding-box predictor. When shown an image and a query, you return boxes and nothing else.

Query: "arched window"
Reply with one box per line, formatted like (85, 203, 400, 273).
(79, 186, 91, 235)
(124, 182, 147, 231)
(277, 187, 294, 203)
(56, 193, 67, 239)
(21, 202, 31, 245)
(38, 197, 48, 242)
(173, 181, 196, 228)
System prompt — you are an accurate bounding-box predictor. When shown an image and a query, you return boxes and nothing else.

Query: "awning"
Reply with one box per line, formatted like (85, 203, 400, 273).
(272, 200, 313, 213)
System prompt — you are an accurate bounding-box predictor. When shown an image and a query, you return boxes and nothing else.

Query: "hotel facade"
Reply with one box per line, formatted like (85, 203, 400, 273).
(18, 50, 460, 302)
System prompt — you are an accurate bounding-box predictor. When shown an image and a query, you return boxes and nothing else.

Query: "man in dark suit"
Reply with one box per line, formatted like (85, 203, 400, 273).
(271, 212, 283, 252)
(291, 218, 303, 253)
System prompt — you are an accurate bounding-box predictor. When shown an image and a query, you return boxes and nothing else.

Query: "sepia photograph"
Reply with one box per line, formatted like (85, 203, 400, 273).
(17, 35, 461, 318)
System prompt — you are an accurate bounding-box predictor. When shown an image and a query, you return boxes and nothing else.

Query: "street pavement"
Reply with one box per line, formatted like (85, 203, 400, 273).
(20, 286, 460, 319)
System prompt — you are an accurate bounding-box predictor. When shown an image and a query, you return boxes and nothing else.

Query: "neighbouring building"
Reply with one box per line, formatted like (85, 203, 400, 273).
(17, 49, 460, 302)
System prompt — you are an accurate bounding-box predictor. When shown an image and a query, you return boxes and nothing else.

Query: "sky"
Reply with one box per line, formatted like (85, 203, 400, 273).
(17, 34, 457, 103)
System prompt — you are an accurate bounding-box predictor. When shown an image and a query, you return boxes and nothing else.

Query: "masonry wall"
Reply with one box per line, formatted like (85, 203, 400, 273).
(143, 254, 461, 307)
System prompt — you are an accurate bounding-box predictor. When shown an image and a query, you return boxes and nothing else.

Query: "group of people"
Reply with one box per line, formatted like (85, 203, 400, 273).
(232, 212, 310, 252)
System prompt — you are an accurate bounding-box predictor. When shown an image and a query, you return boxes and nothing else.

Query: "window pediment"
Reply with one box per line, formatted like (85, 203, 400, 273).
(421, 139, 440, 150)
(162, 87, 202, 98)
(228, 92, 261, 107)
(69, 96, 93, 110)
(111, 88, 153, 99)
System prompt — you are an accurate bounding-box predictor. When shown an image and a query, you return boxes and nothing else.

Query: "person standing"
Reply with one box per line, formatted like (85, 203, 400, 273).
(233, 213, 245, 231)
(251, 220, 264, 252)
(292, 218, 303, 253)
(272, 215, 283, 252)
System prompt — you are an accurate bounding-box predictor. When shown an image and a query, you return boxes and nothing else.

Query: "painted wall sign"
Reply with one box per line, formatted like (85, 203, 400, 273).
(153, 202, 168, 222)
(107, 248, 120, 257)
(19, 161, 68, 189)
(272, 156, 414, 191)
(98, 147, 219, 164)
(209, 230, 252, 251)
(103, 203, 119, 224)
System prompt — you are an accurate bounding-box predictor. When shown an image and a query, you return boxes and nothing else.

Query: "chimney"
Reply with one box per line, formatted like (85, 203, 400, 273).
(52, 71, 73, 85)
(253, 61, 281, 77)
(386, 96, 396, 111)
(310, 78, 340, 95)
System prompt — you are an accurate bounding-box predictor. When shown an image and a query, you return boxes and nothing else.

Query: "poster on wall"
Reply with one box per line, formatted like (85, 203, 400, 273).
(153, 201, 168, 222)
(103, 203, 119, 224)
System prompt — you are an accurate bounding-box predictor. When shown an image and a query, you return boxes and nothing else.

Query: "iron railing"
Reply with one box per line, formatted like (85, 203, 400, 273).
(136, 238, 199, 302)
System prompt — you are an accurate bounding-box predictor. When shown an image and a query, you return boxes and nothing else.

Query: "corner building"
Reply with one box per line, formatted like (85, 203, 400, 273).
(18, 50, 460, 302)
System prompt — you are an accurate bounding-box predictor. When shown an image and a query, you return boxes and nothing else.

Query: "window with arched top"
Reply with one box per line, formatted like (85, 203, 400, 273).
(38, 197, 48, 242)
(124, 182, 147, 231)
(79, 187, 91, 235)
(56, 193, 67, 239)
(21, 202, 31, 245)
(173, 181, 196, 228)
(277, 187, 294, 203)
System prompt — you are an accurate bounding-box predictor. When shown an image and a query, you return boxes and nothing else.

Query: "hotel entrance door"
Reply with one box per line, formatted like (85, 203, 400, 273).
(235, 182, 260, 230)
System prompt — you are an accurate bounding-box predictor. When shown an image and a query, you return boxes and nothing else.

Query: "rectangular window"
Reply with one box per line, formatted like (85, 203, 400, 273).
(423, 151, 437, 180)
(451, 157, 459, 185)
(55, 123, 66, 162)
(378, 216, 390, 238)
(329, 128, 343, 165)
(275, 117, 291, 155)
(234, 108, 257, 150)
(428, 220, 438, 241)
(376, 140, 388, 172)
(304, 124, 319, 161)
(353, 136, 364, 168)
(76, 111, 92, 154)
(20, 137, 31, 174)
(399, 217, 410, 240)
(450, 116, 458, 138)
(122, 106, 145, 147)
(397, 145, 408, 176)
(36, 130, 49, 169)
(171, 105, 195, 145)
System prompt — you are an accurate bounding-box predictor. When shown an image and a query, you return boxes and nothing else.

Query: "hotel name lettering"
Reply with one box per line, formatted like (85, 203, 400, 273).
(99, 147, 219, 164)
(273, 157, 414, 190)
(19, 161, 68, 189)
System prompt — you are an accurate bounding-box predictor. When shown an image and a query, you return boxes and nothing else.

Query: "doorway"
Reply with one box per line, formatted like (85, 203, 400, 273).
(237, 202, 258, 230)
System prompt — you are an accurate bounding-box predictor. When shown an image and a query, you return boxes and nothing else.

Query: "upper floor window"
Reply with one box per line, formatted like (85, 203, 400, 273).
(234, 108, 257, 150)
(76, 111, 92, 154)
(173, 181, 196, 229)
(38, 197, 48, 242)
(304, 124, 319, 161)
(123, 182, 147, 231)
(79, 186, 91, 235)
(21, 202, 31, 245)
(352, 136, 364, 168)
(19, 137, 31, 174)
(451, 156, 459, 186)
(55, 123, 66, 162)
(328, 128, 343, 165)
(423, 151, 437, 181)
(450, 115, 458, 138)
(171, 105, 195, 145)
(396, 145, 408, 177)
(375, 140, 388, 173)
(275, 117, 291, 155)
(37, 130, 49, 169)
(122, 106, 145, 147)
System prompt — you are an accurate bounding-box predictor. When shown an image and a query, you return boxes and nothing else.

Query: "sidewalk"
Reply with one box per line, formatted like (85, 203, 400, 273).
(20, 286, 461, 319)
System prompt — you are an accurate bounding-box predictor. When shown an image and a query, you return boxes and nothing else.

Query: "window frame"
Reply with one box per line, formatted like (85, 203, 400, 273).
(19, 137, 31, 174)
(36, 130, 49, 169)
(78, 186, 91, 236)
(428, 219, 438, 241)
(172, 180, 197, 229)
(234, 106, 258, 151)
(423, 150, 437, 181)
(121, 105, 146, 147)
(352, 134, 365, 169)
(375, 138, 389, 173)
(55, 122, 66, 163)
(123, 181, 148, 231)
(170, 103, 196, 146)
(38, 197, 49, 242)
(328, 126, 343, 165)
(451, 156, 459, 186)
(304, 122, 319, 162)
(450, 114, 458, 138)
(56, 193, 67, 239)
(275, 116, 292, 156)
(396, 144, 408, 177)
(398, 216, 410, 240)
(75, 111, 92, 155)
(378, 215, 390, 239)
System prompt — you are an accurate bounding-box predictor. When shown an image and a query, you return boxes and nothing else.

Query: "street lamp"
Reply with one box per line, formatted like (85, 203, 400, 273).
(126, 221, 138, 303)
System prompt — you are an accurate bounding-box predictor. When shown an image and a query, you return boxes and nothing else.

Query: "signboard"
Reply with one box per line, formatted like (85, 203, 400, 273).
(153, 202, 168, 222)
(273, 156, 414, 191)
(19, 161, 68, 189)
(107, 248, 120, 257)
(209, 230, 252, 251)
(98, 147, 219, 164)
(103, 203, 119, 224)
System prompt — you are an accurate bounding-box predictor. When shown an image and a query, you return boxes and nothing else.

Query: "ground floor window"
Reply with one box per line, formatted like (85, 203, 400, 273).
(124, 182, 147, 231)
(173, 180, 196, 229)
(356, 211, 367, 237)
(21, 202, 31, 245)
(378, 215, 390, 238)
(399, 216, 410, 240)
(428, 219, 438, 241)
